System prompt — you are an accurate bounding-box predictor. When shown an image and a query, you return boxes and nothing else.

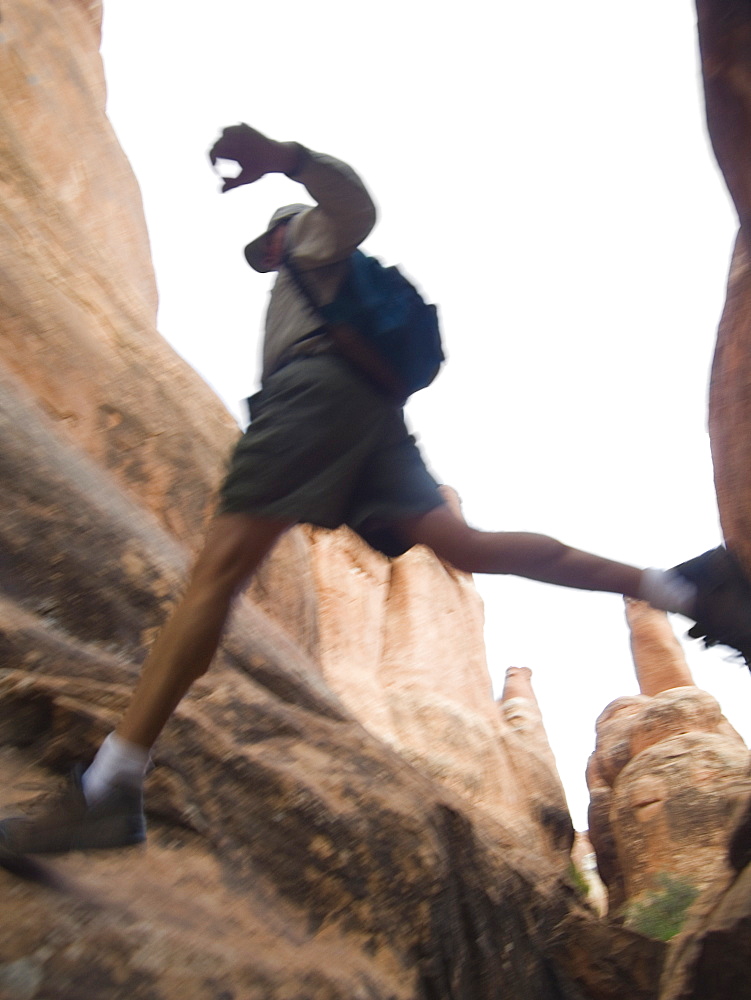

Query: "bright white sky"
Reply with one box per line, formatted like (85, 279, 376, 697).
(100, 0, 748, 829)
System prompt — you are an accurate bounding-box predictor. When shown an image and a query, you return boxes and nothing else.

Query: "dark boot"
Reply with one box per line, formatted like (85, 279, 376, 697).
(672, 546, 751, 667)
(0, 765, 146, 856)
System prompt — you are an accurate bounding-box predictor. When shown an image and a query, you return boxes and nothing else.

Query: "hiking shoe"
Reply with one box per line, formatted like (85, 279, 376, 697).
(672, 546, 751, 666)
(0, 765, 146, 856)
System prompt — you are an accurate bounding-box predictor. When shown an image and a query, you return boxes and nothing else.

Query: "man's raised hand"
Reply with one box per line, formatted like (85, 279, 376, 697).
(209, 124, 298, 192)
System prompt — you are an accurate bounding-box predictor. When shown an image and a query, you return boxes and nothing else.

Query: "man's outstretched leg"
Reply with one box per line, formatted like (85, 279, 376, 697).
(401, 505, 646, 594)
(0, 512, 290, 855)
(400, 504, 751, 660)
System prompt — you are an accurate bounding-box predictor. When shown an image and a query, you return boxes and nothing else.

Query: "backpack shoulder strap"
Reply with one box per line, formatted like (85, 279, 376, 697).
(281, 251, 408, 402)
(282, 250, 326, 319)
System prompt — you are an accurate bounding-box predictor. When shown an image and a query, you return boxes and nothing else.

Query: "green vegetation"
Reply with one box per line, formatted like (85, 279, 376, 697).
(622, 873, 699, 941)
(567, 860, 590, 899)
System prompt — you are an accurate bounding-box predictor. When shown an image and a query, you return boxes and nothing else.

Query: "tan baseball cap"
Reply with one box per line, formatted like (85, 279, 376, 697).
(243, 203, 309, 272)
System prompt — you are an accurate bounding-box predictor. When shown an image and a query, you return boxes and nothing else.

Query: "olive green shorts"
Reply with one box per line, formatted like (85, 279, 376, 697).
(218, 355, 444, 557)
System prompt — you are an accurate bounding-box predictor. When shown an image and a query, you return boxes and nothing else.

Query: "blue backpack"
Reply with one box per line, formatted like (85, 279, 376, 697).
(285, 250, 444, 402)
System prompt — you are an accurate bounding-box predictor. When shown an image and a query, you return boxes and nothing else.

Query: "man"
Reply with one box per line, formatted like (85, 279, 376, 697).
(1, 124, 750, 855)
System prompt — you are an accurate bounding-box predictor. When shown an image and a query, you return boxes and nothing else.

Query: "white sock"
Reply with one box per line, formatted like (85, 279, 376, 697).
(81, 732, 151, 804)
(639, 567, 697, 617)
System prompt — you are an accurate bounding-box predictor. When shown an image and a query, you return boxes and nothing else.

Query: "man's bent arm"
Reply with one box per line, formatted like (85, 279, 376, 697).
(285, 148, 377, 269)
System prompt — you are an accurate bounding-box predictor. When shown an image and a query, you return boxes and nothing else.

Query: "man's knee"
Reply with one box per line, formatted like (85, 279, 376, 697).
(437, 525, 487, 573)
(403, 505, 480, 571)
(190, 545, 250, 597)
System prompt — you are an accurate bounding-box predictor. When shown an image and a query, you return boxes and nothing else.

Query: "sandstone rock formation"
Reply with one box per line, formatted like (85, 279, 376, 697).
(587, 600, 748, 920)
(4, 0, 751, 996)
(309, 519, 573, 861)
(0, 3, 648, 998)
(498, 666, 575, 858)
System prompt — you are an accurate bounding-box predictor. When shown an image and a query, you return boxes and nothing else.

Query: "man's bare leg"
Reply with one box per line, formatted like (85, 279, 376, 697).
(400, 503, 643, 595)
(117, 512, 291, 749)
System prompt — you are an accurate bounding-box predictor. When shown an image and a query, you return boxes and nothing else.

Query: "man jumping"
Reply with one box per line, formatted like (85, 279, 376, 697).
(2, 124, 750, 855)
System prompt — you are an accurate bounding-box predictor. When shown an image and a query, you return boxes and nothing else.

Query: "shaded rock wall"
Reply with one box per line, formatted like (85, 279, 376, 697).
(656, 3, 751, 996)
(705, 0, 751, 565)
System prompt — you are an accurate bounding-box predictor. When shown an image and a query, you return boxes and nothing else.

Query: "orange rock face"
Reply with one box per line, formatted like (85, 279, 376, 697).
(305, 515, 572, 862)
(0, 0, 238, 548)
(625, 599, 694, 697)
(587, 602, 749, 917)
(499, 667, 574, 857)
